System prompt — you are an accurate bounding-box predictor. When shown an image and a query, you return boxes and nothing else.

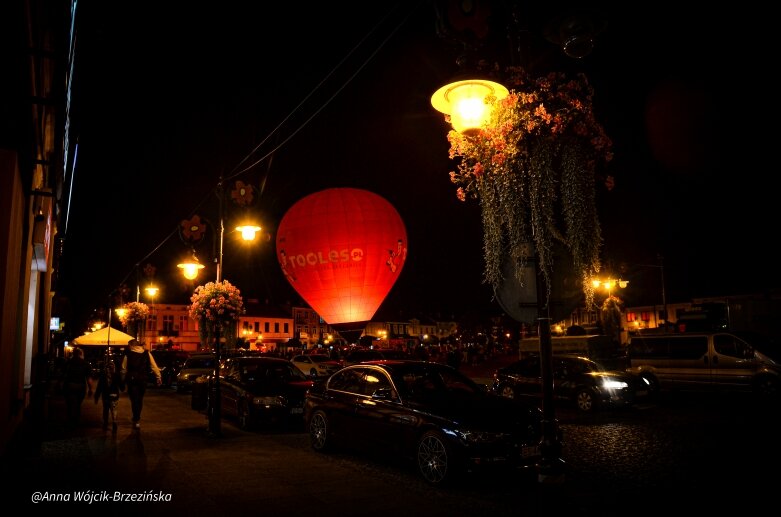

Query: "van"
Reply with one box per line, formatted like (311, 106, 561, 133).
(626, 331, 781, 398)
(519, 335, 625, 369)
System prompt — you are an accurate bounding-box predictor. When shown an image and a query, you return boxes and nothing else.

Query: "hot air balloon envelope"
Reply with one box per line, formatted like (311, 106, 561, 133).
(276, 188, 407, 330)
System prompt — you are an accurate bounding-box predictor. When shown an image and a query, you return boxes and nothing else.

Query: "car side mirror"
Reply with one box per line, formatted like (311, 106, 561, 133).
(372, 387, 396, 401)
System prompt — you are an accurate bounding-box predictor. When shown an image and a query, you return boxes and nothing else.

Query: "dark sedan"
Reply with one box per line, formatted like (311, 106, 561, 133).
(304, 360, 544, 486)
(491, 354, 650, 412)
(209, 356, 314, 431)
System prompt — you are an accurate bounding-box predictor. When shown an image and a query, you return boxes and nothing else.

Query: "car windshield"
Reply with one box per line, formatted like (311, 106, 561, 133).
(241, 362, 308, 383)
(565, 358, 598, 373)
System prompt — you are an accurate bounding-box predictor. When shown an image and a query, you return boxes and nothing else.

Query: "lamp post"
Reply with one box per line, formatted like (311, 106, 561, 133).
(144, 284, 158, 346)
(429, 4, 610, 484)
(592, 277, 628, 344)
(431, 66, 567, 483)
(178, 176, 261, 437)
(639, 254, 668, 331)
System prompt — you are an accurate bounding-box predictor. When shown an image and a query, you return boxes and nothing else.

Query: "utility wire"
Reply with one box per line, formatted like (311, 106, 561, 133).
(107, 1, 425, 311)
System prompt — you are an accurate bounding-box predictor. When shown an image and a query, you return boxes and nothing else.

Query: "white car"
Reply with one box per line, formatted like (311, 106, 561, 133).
(290, 354, 341, 378)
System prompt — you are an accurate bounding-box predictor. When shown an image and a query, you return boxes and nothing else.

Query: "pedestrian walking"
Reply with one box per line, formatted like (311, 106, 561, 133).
(62, 347, 92, 426)
(120, 339, 162, 430)
(94, 355, 122, 432)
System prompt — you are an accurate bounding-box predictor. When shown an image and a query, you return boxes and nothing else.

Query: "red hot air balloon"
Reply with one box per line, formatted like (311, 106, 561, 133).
(276, 188, 407, 343)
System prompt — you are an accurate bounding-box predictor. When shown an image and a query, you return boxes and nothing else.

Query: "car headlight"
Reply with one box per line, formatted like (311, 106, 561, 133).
(252, 396, 286, 407)
(601, 378, 629, 389)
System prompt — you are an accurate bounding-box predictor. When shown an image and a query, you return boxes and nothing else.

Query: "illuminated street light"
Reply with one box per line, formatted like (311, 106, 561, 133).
(177, 252, 205, 280)
(235, 223, 261, 241)
(114, 307, 127, 320)
(176, 177, 261, 437)
(592, 277, 629, 298)
(431, 66, 567, 483)
(431, 78, 509, 135)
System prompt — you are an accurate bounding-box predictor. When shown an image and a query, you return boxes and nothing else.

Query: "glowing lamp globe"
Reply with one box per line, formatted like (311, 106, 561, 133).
(431, 79, 509, 134)
(236, 224, 261, 241)
(177, 254, 205, 280)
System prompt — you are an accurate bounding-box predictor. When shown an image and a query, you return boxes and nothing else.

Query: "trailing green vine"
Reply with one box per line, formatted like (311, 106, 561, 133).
(445, 68, 613, 310)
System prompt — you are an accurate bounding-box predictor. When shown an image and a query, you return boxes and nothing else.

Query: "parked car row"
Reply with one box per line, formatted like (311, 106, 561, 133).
(191, 331, 781, 487)
(491, 330, 781, 413)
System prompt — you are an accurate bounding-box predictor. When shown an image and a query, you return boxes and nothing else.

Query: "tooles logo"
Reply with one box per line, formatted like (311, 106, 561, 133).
(280, 248, 364, 272)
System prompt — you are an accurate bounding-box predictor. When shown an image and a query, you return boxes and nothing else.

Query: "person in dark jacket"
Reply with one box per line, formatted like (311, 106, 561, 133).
(62, 347, 92, 426)
(120, 339, 162, 430)
(94, 356, 122, 432)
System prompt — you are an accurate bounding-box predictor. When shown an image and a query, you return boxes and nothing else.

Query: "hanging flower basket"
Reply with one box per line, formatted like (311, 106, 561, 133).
(117, 301, 150, 341)
(445, 67, 614, 310)
(189, 280, 245, 346)
(117, 301, 150, 325)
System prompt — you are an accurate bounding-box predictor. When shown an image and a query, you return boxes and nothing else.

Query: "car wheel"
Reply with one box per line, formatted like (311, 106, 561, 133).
(499, 384, 516, 399)
(309, 410, 332, 452)
(417, 430, 454, 485)
(574, 388, 597, 412)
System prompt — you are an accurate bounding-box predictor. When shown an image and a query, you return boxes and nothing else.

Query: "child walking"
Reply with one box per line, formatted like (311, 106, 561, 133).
(94, 356, 122, 432)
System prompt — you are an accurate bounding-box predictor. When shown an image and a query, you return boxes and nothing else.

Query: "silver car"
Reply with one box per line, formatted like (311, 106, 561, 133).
(290, 354, 341, 377)
(176, 353, 216, 393)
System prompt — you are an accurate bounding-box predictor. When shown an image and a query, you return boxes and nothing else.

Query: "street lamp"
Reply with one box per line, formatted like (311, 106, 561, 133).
(638, 255, 668, 330)
(144, 283, 159, 346)
(429, 4, 608, 484)
(177, 252, 205, 280)
(592, 277, 629, 299)
(431, 77, 509, 135)
(178, 177, 261, 437)
(432, 68, 568, 483)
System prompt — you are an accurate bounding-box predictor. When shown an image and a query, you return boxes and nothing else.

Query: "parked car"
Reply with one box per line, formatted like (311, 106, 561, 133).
(491, 354, 650, 412)
(341, 348, 409, 366)
(290, 354, 341, 377)
(207, 356, 314, 431)
(626, 331, 781, 398)
(304, 360, 543, 485)
(176, 353, 217, 393)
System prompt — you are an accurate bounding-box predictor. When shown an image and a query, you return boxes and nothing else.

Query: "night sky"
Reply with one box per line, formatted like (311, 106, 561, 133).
(55, 2, 779, 333)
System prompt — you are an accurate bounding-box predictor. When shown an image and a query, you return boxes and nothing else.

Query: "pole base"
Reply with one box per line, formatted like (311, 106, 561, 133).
(536, 457, 566, 484)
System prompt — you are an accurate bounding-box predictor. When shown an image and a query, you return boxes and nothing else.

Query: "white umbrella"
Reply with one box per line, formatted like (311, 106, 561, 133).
(71, 326, 135, 346)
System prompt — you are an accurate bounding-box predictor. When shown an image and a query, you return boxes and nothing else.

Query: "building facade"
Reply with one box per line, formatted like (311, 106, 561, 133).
(1, 0, 70, 456)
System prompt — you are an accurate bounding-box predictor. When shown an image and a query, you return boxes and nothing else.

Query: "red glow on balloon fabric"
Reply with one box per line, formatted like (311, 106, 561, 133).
(276, 188, 407, 325)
